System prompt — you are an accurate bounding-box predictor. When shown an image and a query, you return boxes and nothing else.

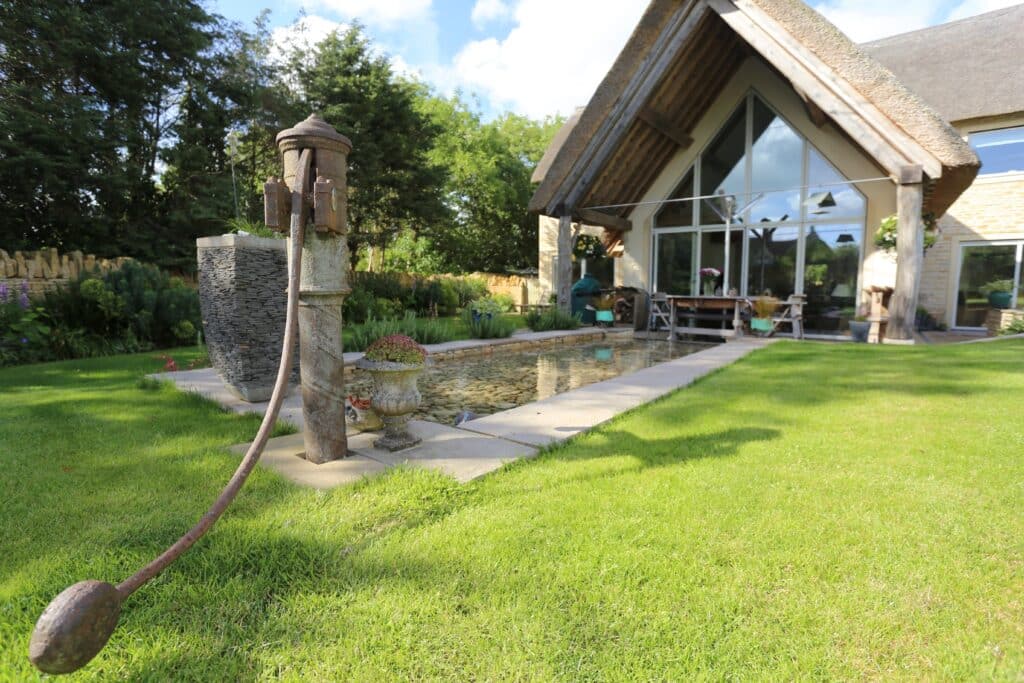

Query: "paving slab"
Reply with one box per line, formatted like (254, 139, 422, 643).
(232, 420, 536, 487)
(230, 433, 389, 490)
(458, 339, 773, 448)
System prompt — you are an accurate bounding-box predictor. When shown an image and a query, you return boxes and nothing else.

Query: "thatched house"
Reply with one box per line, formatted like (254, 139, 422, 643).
(531, 0, 1024, 340)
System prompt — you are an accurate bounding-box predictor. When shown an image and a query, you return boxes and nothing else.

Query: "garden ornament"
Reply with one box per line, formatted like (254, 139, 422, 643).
(29, 115, 351, 675)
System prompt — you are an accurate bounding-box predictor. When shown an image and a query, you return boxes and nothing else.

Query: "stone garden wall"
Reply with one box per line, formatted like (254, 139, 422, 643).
(0, 248, 131, 295)
(985, 308, 1024, 336)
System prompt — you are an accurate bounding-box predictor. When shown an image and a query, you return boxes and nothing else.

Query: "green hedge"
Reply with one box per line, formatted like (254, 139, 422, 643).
(343, 272, 490, 324)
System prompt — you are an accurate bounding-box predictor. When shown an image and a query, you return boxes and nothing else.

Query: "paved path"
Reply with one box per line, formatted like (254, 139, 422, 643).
(159, 335, 772, 487)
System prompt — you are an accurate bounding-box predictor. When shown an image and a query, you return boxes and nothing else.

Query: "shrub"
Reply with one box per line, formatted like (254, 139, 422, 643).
(525, 308, 582, 332)
(1000, 318, 1024, 335)
(363, 334, 427, 364)
(449, 277, 490, 308)
(490, 293, 516, 313)
(461, 302, 516, 339)
(346, 313, 457, 352)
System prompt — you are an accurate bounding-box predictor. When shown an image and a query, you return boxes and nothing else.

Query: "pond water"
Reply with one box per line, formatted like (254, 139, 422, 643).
(348, 335, 709, 426)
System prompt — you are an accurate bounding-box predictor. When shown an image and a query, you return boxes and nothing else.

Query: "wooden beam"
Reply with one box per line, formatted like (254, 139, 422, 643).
(886, 181, 924, 342)
(555, 215, 574, 314)
(547, 0, 706, 216)
(576, 208, 632, 232)
(725, 0, 943, 179)
(638, 107, 694, 149)
(794, 86, 828, 127)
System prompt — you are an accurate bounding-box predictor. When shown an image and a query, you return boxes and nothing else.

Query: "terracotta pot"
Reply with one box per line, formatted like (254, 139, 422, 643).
(354, 359, 424, 451)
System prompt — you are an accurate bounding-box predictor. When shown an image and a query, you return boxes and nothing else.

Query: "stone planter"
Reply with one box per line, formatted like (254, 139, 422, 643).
(354, 359, 424, 451)
(197, 234, 298, 402)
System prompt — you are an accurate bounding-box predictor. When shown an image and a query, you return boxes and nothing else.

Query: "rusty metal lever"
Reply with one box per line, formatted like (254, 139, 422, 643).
(28, 148, 315, 675)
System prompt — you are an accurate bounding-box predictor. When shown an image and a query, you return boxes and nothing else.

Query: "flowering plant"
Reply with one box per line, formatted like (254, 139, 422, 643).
(363, 334, 427, 365)
(698, 267, 721, 284)
(874, 213, 938, 252)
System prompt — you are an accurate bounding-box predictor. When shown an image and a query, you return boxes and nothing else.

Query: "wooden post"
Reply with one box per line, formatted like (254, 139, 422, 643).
(556, 214, 574, 314)
(886, 167, 924, 343)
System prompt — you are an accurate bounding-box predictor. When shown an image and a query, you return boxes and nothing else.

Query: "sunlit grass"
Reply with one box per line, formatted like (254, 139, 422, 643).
(1, 340, 1022, 679)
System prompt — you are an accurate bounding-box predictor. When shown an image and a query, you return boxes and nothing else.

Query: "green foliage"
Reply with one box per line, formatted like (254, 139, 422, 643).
(461, 304, 517, 339)
(344, 272, 495, 323)
(980, 279, 1014, 295)
(362, 334, 428, 365)
(346, 313, 457, 352)
(1000, 317, 1024, 335)
(0, 263, 201, 367)
(292, 27, 449, 259)
(525, 308, 583, 332)
(225, 217, 282, 240)
(874, 213, 938, 253)
(490, 294, 516, 313)
(418, 95, 563, 272)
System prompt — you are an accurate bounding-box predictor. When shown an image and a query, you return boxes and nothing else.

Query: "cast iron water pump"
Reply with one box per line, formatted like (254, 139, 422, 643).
(28, 115, 352, 674)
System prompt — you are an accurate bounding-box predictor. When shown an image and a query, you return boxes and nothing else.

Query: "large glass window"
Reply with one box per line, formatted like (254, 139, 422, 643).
(955, 243, 1022, 328)
(969, 126, 1024, 175)
(802, 225, 863, 333)
(750, 99, 803, 224)
(747, 226, 799, 298)
(700, 106, 746, 225)
(656, 232, 696, 295)
(654, 169, 694, 228)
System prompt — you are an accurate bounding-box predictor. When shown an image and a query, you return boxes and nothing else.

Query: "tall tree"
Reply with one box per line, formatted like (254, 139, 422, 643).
(292, 26, 450, 262)
(0, 0, 220, 258)
(419, 94, 562, 273)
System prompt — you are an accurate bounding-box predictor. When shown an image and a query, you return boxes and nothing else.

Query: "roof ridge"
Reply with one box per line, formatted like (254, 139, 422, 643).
(860, 4, 1024, 48)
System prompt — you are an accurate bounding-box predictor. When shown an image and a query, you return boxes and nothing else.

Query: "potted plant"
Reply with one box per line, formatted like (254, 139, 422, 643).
(751, 297, 778, 334)
(594, 294, 616, 327)
(980, 279, 1014, 309)
(848, 316, 871, 343)
(873, 213, 938, 253)
(699, 267, 721, 296)
(354, 334, 427, 451)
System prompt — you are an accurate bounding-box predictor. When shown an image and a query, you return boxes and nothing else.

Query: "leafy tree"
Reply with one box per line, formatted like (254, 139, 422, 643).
(419, 94, 562, 273)
(0, 0, 220, 258)
(292, 26, 450, 264)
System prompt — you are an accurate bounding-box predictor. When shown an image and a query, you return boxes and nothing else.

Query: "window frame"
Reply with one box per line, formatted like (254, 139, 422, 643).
(651, 90, 867, 320)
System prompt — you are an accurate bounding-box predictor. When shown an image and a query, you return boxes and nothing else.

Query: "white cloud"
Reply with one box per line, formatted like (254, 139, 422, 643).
(471, 0, 512, 29)
(452, 0, 648, 119)
(303, 0, 432, 27)
(946, 0, 1021, 22)
(810, 0, 940, 42)
(270, 15, 346, 64)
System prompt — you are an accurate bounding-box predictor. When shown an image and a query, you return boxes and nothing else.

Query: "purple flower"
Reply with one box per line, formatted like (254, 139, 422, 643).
(20, 337, 28, 345)
(18, 280, 30, 309)
(0, 281, 8, 303)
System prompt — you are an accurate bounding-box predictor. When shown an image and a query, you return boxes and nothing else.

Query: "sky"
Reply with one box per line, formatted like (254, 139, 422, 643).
(210, 0, 1022, 121)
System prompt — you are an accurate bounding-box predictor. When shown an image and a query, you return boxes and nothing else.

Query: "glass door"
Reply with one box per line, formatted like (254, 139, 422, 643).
(955, 242, 1022, 328)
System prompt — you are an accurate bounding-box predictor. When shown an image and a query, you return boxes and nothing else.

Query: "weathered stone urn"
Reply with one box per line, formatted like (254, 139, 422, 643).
(354, 359, 424, 451)
(197, 234, 298, 402)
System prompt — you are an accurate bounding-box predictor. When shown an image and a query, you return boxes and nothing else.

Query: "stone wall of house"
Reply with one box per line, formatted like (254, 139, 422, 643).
(197, 235, 298, 402)
(0, 248, 131, 296)
(537, 216, 605, 302)
(924, 174, 1024, 327)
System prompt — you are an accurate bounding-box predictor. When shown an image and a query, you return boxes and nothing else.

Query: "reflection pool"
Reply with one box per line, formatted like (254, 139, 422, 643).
(349, 335, 709, 425)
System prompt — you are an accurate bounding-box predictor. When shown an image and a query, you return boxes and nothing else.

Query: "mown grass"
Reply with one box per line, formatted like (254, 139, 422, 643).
(1, 340, 1022, 680)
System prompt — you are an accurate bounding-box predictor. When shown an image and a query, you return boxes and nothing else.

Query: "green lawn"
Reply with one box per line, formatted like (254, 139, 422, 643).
(1, 340, 1022, 680)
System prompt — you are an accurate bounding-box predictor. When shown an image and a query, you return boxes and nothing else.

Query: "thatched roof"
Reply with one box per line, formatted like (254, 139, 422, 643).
(531, 0, 980, 223)
(862, 4, 1024, 124)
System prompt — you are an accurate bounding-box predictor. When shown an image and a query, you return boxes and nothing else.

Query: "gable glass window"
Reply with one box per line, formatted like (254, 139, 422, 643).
(969, 126, 1024, 175)
(653, 91, 867, 335)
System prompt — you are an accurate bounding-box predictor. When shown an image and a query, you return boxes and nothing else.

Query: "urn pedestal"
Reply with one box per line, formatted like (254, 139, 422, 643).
(354, 359, 424, 451)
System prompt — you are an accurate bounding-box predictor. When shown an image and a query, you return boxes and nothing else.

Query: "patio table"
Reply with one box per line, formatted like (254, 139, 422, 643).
(665, 295, 751, 340)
